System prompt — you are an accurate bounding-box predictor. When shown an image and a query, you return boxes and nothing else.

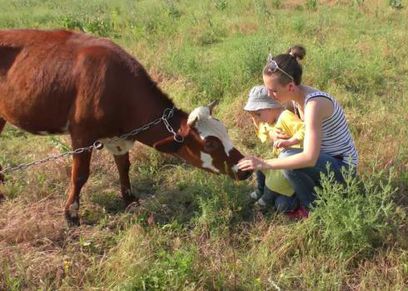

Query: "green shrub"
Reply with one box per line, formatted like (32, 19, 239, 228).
(214, 0, 228, 11)
(306, 167, 401, 259)
(129, 247, 197, 290)
(1, 264, 23, 291)
(389, 0, 403, 9)
(306, 0, 318, 10)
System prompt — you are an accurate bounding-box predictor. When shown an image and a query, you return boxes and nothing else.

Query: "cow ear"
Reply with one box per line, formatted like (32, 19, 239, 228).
(187, 115, 198, 127)
(207, 100, 219, 115)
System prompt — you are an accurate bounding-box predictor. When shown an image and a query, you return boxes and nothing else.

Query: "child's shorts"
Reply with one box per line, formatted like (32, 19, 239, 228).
(264, 170, 295, 196)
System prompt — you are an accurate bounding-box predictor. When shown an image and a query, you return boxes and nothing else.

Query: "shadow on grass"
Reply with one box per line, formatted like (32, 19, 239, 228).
(82, 165, 266, 229)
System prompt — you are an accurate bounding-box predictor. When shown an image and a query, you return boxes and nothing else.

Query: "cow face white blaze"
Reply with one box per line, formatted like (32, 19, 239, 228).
(187, 106, 236, 173)
(200, 152, 220, 173)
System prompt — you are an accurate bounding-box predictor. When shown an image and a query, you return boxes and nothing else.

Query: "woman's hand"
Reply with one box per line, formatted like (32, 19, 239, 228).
(238, 156, 267, 171)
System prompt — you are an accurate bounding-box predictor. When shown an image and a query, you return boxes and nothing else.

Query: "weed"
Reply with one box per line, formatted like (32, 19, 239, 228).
(307, 167, 401, 261)
(60, 15, 84, 31)
(271, 0, 282, 9)
(48, 136, 70, 153)
(306, 0, 318, 10)
(1, 264, 23, 291)
(214, 0, 228, 11)
(253, 0, 271, 17)
(389, 0, 403, 9)
(1, 0, 408, 289)
(132, 247, 197, 290)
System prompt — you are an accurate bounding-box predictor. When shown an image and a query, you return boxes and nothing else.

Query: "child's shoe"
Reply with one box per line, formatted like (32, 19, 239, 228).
(248, 190, 262, 201)
(254, 197, 275, 212)
(285, 206, 309, 220)
(254, 197, 267, 208)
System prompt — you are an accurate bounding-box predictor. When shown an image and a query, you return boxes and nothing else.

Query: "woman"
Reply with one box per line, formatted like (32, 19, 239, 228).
(238, 46, 358, 214)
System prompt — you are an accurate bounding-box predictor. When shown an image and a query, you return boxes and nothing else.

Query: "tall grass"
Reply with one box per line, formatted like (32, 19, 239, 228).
(1, 0, 408, 289)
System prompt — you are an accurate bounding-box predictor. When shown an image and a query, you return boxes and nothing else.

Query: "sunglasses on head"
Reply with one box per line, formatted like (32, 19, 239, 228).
(266, 54, 294, 81)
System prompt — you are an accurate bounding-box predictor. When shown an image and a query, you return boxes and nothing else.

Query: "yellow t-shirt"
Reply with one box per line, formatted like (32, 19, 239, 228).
(256, 110, 304, 196)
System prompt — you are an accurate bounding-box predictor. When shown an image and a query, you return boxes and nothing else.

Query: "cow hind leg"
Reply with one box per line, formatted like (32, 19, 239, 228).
(0, 118, 7, 202)
(113, 153, 138, 206)
(64, 150, 92, 226)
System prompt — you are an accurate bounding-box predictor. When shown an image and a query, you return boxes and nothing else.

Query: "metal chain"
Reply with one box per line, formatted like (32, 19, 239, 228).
(0, 106, 182, 174)
(0, 144, 97, 174)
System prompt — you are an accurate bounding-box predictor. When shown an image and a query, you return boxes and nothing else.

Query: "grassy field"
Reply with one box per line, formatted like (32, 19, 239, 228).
(1, 0, 408, 289)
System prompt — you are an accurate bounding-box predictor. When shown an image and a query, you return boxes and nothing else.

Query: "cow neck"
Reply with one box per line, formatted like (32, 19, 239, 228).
(134, 103, 188, 147)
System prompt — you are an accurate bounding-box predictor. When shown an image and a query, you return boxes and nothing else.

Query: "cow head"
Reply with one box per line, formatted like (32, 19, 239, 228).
(154, 101, 252, 180)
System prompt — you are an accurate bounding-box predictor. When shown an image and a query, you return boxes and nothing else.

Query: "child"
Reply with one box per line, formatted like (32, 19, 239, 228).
(244, 85, 304, 212)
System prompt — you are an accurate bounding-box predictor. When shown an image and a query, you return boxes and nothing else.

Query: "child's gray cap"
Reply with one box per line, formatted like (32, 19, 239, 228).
(244, 85, 283, 111)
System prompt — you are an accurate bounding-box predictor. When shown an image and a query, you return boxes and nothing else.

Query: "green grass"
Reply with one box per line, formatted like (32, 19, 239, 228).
(1, 0, 408, 290)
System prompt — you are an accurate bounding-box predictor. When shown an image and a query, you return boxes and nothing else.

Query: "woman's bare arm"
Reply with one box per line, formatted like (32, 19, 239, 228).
(238, 98, 333, 171)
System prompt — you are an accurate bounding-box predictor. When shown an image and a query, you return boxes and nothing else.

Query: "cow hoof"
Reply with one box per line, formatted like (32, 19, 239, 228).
(122, 189, 139, 204)
(0, 169, 5, 184)
(123, 193, 139, 206)
(64, 201, 80, 226)
(0, 193, 5, 203)
(125, 201, 140, 212)
(125, 197, 139, 205)
(65, 212, 80, 227)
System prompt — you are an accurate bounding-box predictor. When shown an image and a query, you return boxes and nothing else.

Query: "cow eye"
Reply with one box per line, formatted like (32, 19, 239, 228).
(204, 139, 219, 152)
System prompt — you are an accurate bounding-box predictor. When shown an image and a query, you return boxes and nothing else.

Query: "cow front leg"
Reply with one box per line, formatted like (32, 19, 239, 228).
(0, 118, 7, 202)
(113, 153, 138, 206)
(64, 150, 92, 226)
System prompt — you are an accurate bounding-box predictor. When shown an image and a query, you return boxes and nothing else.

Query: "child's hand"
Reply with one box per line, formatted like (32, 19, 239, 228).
(269, 128, 290, 142)
(273, 138, 297, 149)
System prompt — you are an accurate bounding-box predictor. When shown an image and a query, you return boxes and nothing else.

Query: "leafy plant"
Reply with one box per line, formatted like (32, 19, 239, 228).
(389, 0, 403, 9)
(214, 0, 228, 11)
(271, 0, 282, 9)
(306, 0, 318, 10)
(307, 167, 401, 259)
(166, 1, 182, 19)
(48, 136, 70, 153)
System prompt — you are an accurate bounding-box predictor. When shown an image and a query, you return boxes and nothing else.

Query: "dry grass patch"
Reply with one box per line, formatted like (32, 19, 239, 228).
(0, 194, 127, 289)
(349, 250, 408, 290)
(228, 21, 259, 36)
(0, 198, 66, 289)
(0, 198, 65, 244)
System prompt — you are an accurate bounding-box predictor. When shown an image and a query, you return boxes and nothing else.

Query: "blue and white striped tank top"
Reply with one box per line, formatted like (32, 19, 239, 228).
(305, 91, 358, 166)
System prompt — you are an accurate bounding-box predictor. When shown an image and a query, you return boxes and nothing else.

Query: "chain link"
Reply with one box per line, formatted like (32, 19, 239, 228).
(0, 144, 95, 174)
(0, 106, 181, 174)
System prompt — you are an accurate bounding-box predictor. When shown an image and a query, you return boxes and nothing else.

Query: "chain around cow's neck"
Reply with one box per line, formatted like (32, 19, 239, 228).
(0, 106, 183, 174)
(112, 106, 183, 143)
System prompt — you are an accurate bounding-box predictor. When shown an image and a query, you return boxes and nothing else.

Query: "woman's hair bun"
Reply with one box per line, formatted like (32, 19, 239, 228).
(287, 45, 306, 61)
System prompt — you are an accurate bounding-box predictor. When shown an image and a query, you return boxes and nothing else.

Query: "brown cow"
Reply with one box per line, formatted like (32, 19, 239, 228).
(0, 29, 251, 225)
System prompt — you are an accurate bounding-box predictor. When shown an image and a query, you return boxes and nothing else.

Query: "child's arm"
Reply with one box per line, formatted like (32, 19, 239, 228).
(274, 136, 301, 149)
(266, 127, 290, 142)
(254, 120, 272, 144)
(273, 111, 304, 149)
